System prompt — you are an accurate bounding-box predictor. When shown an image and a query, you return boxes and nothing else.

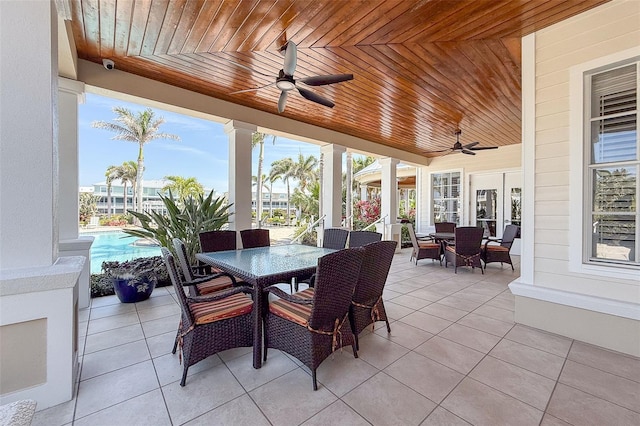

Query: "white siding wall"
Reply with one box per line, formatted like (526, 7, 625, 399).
(534, 0, 640, 302)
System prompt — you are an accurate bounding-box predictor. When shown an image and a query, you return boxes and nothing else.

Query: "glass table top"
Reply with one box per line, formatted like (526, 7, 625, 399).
(197, 245, 335, 279)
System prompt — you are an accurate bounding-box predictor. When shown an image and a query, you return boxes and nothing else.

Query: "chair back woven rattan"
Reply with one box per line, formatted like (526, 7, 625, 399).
(444, 226, 484, 274)
(435, 222, 456, 233)
(407, 223, 441, 265)
(481, 224, 519, 270)
(322, 228, 349, 249)
(199, 230, 237, 252)
(161, 247, 253, 387)
(350, 240, 397, 350)
(348, 230, 382, 248)
(263, 247, 364, 390)
(240, 229, 270, 249)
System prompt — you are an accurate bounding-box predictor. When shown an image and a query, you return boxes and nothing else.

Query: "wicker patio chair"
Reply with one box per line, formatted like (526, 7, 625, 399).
(349, 240, 397, 350)
(293, 227, 349, 291)
(348, 230, 382, 248)
(172, 238, 239, 297)
(322, 228, 349, 249)
(162, 248, 254, 387)
(240, 229, 270, 249)
(199, 230, 237, 252)
(407, 223, 441, 265)
(263, 247, 365, 390)
(435, 222, 456, 233)
(481, 224, 519, 270)
(443, 226, 484, 274)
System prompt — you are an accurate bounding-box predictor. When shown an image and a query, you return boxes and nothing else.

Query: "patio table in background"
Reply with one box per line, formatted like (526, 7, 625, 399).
(196, 244, 335, 368)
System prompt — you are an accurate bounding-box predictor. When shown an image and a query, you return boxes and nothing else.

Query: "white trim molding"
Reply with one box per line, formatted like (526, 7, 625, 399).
(510, 280, 640, 321)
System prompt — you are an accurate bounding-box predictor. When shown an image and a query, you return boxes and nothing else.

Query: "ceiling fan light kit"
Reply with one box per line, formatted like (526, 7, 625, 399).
(231, 40, 353, 113)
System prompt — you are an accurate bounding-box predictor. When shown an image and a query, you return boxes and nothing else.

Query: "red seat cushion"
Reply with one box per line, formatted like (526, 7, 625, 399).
(269, 288, 315, 326)
(486, 245, 509, 252)
(190, 293, 253, 325)
(418, 242, 440, 249)
(195, 276, 234, 295)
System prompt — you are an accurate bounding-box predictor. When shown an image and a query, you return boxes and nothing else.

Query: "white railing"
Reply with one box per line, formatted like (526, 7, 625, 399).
(362, 215, 388, 231)
(289, 215, 326, 245)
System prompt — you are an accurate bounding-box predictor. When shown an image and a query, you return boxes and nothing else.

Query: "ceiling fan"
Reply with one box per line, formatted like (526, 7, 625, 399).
(229, 40, 353, 113)
(434, 130, 498, 156)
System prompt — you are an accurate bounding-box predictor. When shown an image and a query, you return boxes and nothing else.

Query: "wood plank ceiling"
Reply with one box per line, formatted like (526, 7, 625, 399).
(68, 0, 609, 158)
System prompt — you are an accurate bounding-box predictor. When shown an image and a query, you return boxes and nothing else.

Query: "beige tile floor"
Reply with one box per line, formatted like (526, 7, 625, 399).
(33, 250, 640, 426)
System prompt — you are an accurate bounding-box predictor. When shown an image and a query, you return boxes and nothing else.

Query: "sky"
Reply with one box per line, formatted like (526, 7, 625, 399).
(79, 93, 321, 194)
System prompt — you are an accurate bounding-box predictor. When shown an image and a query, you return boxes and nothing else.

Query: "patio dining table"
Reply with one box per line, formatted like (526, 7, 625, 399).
(196, 244, 335, 368)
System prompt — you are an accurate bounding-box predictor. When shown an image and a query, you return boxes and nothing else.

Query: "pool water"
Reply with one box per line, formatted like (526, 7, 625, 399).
(85, 231, 161, 274)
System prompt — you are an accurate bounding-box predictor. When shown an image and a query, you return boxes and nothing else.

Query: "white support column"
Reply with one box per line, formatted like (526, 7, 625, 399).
(360, 184, 368, 201)
(224, 120, 256, 245)
(0, 0, 82, 410)
(0, 1, 57, 269)
(320, 144, 345, 229)
(380, 158, 400, 250)
(58, 78, 93, 309)
(345, 152, 353, 229)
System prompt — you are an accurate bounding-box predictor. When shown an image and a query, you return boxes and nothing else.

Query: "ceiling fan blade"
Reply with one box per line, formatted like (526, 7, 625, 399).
(461, 149, 476, 155)
(431, 148, 453, 153)
(298, 74, 354, 86)
(297, 86, 334, 108)
(229, 82, 276, 95)
(463, 141, 479, 149)
(283, 41, 297, 76)
(470, 146, 499, 151)
(277, 91, 288, 113)
(224, 59, 272, 78)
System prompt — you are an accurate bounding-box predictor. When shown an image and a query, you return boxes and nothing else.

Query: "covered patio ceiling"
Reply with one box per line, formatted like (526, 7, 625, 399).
(67, 0, 608, 158)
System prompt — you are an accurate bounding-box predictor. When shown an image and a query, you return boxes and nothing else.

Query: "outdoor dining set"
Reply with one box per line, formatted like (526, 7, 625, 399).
(161, 224, 519, 391)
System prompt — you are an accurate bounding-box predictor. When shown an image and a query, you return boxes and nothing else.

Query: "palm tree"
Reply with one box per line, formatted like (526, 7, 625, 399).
(162, 175, 204, 205)
(252, 174, 269, 223)
(104, 165, 118, 218)
(92, 107, 180, 214)
(252, 133, 277, 227)
(270, 158, 296, 225)
(267, 168, 280, 218)
(293, 153, 318, 192)
(113, 161, 137, 214)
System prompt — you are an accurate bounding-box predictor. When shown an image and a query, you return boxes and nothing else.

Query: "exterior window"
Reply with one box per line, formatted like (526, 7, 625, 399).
(431, 172, 461, 225)
(587, 63, 638, 266)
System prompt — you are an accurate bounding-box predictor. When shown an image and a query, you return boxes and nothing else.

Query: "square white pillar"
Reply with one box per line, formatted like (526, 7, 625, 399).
(0, 0, 58, 269)
(225, 120, 256, 242)
(320, 144, 345, 228)
(380, 157, 399, 225)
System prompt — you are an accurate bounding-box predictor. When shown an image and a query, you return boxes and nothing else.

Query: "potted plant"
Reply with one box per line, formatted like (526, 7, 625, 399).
(111, 269, 157, 303)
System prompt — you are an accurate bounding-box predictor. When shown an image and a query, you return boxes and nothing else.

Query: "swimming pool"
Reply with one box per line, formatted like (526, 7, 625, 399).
(85, 231, 162, 274)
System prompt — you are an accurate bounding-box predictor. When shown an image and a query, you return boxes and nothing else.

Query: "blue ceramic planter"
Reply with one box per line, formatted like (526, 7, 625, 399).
(112, 275, 157, 303)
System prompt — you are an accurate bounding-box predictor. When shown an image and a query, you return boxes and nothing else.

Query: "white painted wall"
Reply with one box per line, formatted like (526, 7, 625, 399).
(530, 0, 639, 302)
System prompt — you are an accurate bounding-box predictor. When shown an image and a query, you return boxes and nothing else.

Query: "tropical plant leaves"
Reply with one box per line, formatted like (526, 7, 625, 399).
(123, 190, 232, 266)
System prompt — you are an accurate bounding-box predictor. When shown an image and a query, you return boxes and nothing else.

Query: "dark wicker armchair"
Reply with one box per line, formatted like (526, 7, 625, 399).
(349, 240, 397, 350)
(435, 222, 456, 233)
(407, 223, 441, 265)
(322, 228, 349, 249)
(172, 238, 239, 297)
(162, 248, 254, 387)
(348, 230, 382, 248)
(443, 226, 484, 274)
(240, 228, 270, 249)
(481, 224, 519, 270)
(199, 230, 237, 252)
(263, 248, 364, 390)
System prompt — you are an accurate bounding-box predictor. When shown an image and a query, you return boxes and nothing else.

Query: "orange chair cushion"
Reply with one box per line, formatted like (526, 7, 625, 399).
(195, 275, 234, 295)
(418, 242, 440, 249)
(269, 288, 315, 326)
(191, 293, 253, 325)
(445, 245, 457, 254)
(486, 245, 509, 252)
